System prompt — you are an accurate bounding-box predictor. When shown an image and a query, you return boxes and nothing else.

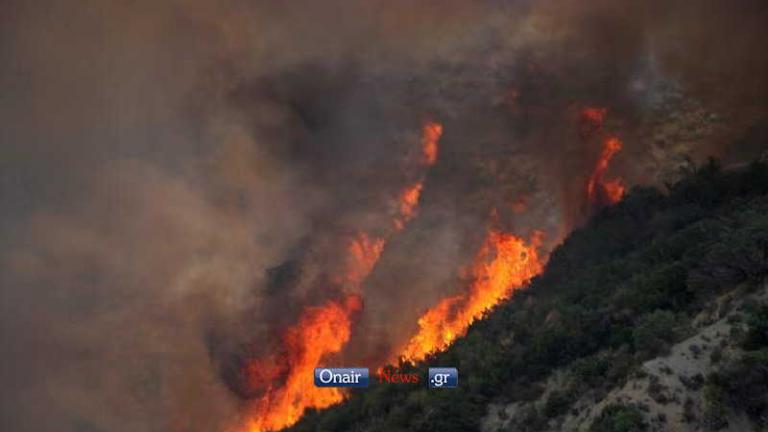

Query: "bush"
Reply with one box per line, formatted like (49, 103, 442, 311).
(632, 310, 678, 357)
(543, 390, 574, 418)
(572, 353, 611, 387)
(743, 304, 768, 350)
(505, 406, 547, 432)
(590, 404, 647, 432)
(702, 382, 729, 430)
(707, 349, 768, 428)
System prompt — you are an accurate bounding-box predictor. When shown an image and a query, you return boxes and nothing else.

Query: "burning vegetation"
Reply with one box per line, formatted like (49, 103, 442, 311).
(239, 121, 443, 431)
(400, 229, 544, 362)
(242, 295, 361, 432)
(579, 107, 626, 210)
(587, 137, 626, 206)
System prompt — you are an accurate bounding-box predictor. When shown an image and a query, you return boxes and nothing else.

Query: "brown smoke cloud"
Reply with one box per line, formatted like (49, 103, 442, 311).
(1, 0, 766, 431)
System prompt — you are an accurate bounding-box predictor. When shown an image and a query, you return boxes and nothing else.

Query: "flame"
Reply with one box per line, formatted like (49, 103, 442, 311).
(393, 183, 423, 231)
(587, 137, 625, 205)
(243, 295, 362, 432)
(399, 183, 423, 219)
(393, 121, 441, 231)
(401, 229, 544, 362)
(602, 178, 625, 203)
(421, 121, 442, 166)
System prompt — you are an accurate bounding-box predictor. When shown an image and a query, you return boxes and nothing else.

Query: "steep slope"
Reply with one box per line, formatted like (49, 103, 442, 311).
(484, 284, 768, 432)
(288, 159, 768, 432)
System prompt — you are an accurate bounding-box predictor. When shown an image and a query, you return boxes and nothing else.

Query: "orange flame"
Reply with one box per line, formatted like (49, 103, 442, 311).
(602, 178, 625, 204)
(393, 183, 423, 231)
(393, 121, 442, 231)
(587, 137, 625, 205)
(401, 229, 544, 362)
(421, 121, 442, 166)
(243, 295, 362, 432)
(399, 183, 423, 218)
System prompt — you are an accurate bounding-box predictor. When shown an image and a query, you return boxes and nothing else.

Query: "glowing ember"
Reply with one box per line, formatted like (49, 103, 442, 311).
(421, 121, 442, 166)
(243, 295, 362, 432)
(587, 137, 625, 205)
(401, 229, 544, 362)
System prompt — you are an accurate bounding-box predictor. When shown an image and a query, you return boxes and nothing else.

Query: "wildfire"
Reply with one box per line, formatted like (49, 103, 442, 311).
(587, 137, 625, 205)
(401, 229, 544, 362)
(240, 120, 443, 431)
(243, 295, 362, 432)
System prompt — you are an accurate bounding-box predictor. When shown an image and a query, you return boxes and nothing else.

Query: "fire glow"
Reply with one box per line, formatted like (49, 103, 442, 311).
(579, 106, 626, 206)
(421, 121, 442, 166)
(400, 229, 544, 363)
(587, 137, 625, 205)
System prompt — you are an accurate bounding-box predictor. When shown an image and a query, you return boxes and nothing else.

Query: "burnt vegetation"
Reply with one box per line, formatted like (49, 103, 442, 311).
(288, 159, 768, 432)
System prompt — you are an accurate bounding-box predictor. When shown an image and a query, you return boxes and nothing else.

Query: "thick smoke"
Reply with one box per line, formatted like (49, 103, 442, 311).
(1, 0, 767, 431)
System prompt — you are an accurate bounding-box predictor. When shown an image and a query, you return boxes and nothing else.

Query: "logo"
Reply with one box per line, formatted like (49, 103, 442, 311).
(428, 367, 458, 388)
(314, 367, 369, 388)
(377, 367, 420, 384)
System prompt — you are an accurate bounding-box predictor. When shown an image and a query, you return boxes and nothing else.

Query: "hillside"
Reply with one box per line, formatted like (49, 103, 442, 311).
(288, 159, 768, 432)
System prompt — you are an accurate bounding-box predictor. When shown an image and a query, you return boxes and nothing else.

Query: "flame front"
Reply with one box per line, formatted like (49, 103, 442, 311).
(401, 229, 544, 362)
(243, 296, 361, 432)
(587, 137, 625, 205)
(241, 121, 442, 431)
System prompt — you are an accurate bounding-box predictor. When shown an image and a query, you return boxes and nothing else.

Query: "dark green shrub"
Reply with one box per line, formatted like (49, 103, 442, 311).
(743, 304, 768, 350)
(632, 310, 678, 357)
(543, 390, 575, 418)
(590, 404, 647, 432)
(707, 349, 768, 428)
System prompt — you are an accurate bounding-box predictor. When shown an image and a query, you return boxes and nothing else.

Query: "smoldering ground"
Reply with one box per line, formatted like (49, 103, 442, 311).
(2, 1, 767, 431)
